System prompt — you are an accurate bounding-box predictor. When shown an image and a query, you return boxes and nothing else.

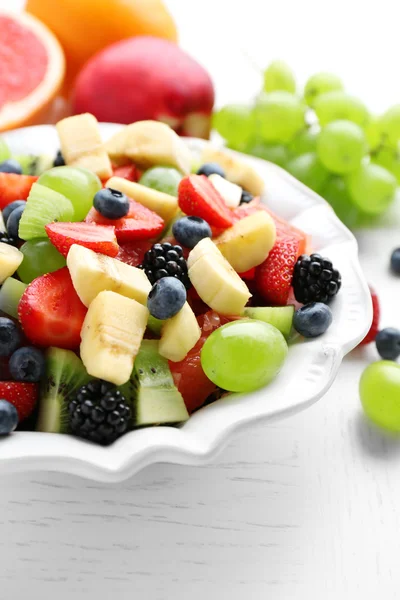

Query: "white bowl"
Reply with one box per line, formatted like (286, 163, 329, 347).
(0, 124, 371, 482)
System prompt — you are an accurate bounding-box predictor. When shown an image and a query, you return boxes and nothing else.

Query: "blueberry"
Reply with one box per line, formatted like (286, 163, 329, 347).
(197, 162, 226, 178)
(172, 216, 212, 249)
(0, 159, 22, 174)
(6, 204, 25, 239)
(2, 200, 26, 224)
(240, 190, 254, 204)
(390, 248, 400, 275)
(53, 150, 65, 167)
(9, 346, 46, 383)
(147, 277, 186, 320)
(0, 318, 22, 357)
(0, 400, 18, 435)
(93, 188, 130, 219)
(293, 302, 333, 338)
(375, 328, 400, 361)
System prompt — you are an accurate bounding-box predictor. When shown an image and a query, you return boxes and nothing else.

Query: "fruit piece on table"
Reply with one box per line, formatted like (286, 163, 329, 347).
(0, 12, 65, 132)
(139, 167, 182, 197)
(18, 267, 87, 350)
(0, 243, 23, 283)
(214, 211, 276, 273)
(56, 113, 112, 180)
(0, 278, 27, 319)
(0, 381, 38, 422)
(375, 328, 400, 361)
(285, 152, 329, 193)
(105, 177, 177, 223)
(178, 175, 234, 229)
(212, 104, 255, 150)
(0, 399, 18, 435)
(46, 222, 119, 258)
(19, 183, 74, 240)
(67, 244, 151, 307)
(360, 361, 400, 432)
(359, 286, 380, 346)
(80, 290, 148, 386)
(120, 339, 189, 426)
(208, 174, 242, 209)
(314, 91, 369, 127)
(73, 37, 213, 139)
(159, 302, 201, 362)
(0, 174, 38, 210)
(316, 120, 367, 175)
(255, 236, 300, 306)
(187, 238, 251, 315)
(200, 147, 264, 196)
(293, 302, 333, 337)
(263, 60, 296, 94)
(379, 105, 400, 148)
(18, 239, 66, 284)
(243, 305, 294, 339)
(346, 162, 396, 216)
(253, 91, 306, 144)
(304, 72, 343, 107)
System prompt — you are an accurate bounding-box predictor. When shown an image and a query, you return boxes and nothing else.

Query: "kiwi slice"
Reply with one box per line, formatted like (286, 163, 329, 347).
(0, 277, 27, 318)
(13, 154, 54, 176)
(37, 348, 90, 433)
(243, 305, 295, 339)
(147, 315, 163, 337)
(19, 183, 74, 241)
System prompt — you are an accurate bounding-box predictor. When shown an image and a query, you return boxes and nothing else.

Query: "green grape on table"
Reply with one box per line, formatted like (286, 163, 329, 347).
(285, 152, 329, 193)
(263, 60, 296, 94)
(242, 141, 290, 167)
(289, 128, 318, 156)
(0, 137, 11, 163)
(316, 120, 366, 175)
(371, 145, 400, 184)
(346, 162, 397, 216)
(314, 91, 369, 127)
(38, 166, 102, 222)
(379, 105, 400, 147)
(212, 104, 255, 149)
(139, 167, 182, 197)
(201, 320, 288, 393)
(321, 176, 371, 229)
(304, 72, 343, 107)
(254, 91, 306, 144)
(360, 361, 400, 432)
(365, 115, 383, 151)
(17, 239, 66, 284)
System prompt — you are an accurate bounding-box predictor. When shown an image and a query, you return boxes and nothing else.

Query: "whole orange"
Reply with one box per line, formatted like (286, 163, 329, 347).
(26, 0, 178, 91)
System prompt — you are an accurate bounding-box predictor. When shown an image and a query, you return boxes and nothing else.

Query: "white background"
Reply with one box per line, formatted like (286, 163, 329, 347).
(1, 0, 400, 598)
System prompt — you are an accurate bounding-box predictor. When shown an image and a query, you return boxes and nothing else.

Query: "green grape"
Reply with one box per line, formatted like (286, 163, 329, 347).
(242, 142, 290, 167)
(0, 138, 11, 163)
(346, 162, 397, 215)
(263, 60, 296, 94)
(365, 115, 383, 151)
(201, 320, 288, 393)
(360, 361, 400, 432)
(17, 239, 66, 284)
(379, 105, 400, 147)
(371, 146, 400, 184)
(316, 120, 366, 174)
(285, 152, 329, 193)
(254, 92, 306, 144)
(289, 128, 318, 155)
(38, 166, 102, 222)
(321, 176, 366, 228)
(212, 104, 255, 149)
(314, 91, 369, 127)
(139, 167, 182, 197)
(304, 72, 343, 107)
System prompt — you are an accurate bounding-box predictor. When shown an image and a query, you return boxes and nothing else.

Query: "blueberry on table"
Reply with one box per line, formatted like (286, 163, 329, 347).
(375, 328, 400, 361)
(390, 248, 400, 275)
(0, 159, 23, 174)
(9, 346, 46, 383)
(293, 302, 333, 337)
(93, 188, 130, 219)
(147, 277, 187, 320)
(2, 200, 26, 224)
(0, 399, 18, 435)
(197, 162, 226, 178)
(172, 216, 212, 249)
(0, 317, 22, 357)
(6, 204, 25, 239)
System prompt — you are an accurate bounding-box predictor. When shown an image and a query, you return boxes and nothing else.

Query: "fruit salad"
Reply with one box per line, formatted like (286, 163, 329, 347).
(0, 115, 342, 445)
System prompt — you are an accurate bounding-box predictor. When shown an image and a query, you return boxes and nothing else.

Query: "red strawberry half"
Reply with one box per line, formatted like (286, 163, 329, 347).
(0, 381, 38, 421)
(255, 236, 300, 306)
(85, 198, 164, 242)
(0, 173, 38, 209)
(111, 164, 140, 182)
(45, 222, 119, 258)
(116, 240, 152, 267)
(178, 175, 234, 229)
(359, 287, 380, 346)
(18, 267, 87, 350)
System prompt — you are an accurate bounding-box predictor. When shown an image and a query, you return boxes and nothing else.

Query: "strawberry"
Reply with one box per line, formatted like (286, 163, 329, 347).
(0, 173, 38, 209)
(0, 381, 38, 421)
(116, 240, 152, 267)
(18, 267, 87, 350)
(178, 175, 234, 229)
(111, 164, 140, 182)
(255, 236, 300, 306)
(359, 287, 380, 346)
(239, 267, 256, 280)
(85, 198, 164, 242)
(45, 222, 119, 258)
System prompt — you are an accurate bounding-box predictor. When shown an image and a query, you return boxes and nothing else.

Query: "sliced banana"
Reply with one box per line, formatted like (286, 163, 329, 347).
(106, 177, 178, 223)
(159, 302, 201, 362)
(201, 146, 264, 196)
(208, 174, 242, 209)
(0, 243, 23, 284)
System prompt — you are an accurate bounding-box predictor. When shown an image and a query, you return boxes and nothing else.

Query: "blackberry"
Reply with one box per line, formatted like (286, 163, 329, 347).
(53, 150, 65, 167)
(292, 253, 342, 304)
(0, 232, 18, 247)
(240, 189, 254, 204)
(68, 380, 131, 446)
(139, 242, 191, 289)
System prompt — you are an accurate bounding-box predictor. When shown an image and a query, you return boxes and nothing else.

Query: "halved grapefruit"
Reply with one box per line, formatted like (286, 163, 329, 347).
(0, 11, 65, 132)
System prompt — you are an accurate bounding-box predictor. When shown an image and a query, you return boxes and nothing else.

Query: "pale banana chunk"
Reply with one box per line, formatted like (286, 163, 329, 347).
(106, 177, 178, 222)
(0, 243, 23, 284)
(201, 146, 264, 196)
(208, 174, 242, 209)
(159, 302, 201, 362)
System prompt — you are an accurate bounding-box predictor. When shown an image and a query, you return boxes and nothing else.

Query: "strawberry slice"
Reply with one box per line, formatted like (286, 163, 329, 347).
(359, 286, 380, 346)
(116, 240, 152, 267)
(18, 267, 87, 350)
(255, 236, 300, 306)
(45, 222, 119, 258)
(85, 198, 164, 242)
(239, 267, 256, 280)
(0, 381, 38, 421)
(178, 175, 234, 229)
(111, 164, 140, 182)
(0, 173, 38, 209)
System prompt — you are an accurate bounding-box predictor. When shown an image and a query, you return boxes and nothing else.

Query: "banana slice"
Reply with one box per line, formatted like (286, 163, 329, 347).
(106, 177, 178, 223)
(80, 291, 148, 386)
(0, 243, 23, 284)
(208, 174, 242, 209)
(159, 302, 201, 362)
(215, 211, 276, 272)
(67, 244, 151, 307)
(188, 238, 251, 315)
(105, 120, 191, 174)
(201, 146, 264, 196)
(56, 113, 112, 180)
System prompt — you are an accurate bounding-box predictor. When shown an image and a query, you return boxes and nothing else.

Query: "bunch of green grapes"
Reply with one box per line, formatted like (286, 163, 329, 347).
(212, 60, 400, 229)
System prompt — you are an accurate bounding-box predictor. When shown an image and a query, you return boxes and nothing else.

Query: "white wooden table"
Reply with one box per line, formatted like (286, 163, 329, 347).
(1, 1, 400, 597)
